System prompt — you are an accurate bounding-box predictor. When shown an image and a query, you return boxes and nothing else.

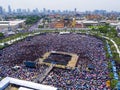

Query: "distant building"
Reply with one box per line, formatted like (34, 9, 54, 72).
(0, 20, 25, 33)
(17, 8, 22, 14)
(75, 23, 83, 28)
(0, 6, 3, 14)
(8, 5, 12, 13)
(76, 20, 98, 28)
(74, 8, 77, 15)
(116, 24, 120, 37)
(86, 15, 102, 20)
(70, 20, 84, 28)
(83, 20, 98, 27)
(54, 22, 64, 28)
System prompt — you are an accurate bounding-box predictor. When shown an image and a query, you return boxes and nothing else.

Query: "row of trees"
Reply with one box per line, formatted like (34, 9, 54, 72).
(25, 15, 41, 25)
(92, 24, 117, 36)
(8, 15, 41, 25)
(108, 61, 118, 89)
(100, 25, 119, 89)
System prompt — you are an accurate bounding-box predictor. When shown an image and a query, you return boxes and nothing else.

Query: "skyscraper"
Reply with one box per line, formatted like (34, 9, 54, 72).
(0, 6, 3, 14)
(43, 8, 46, 13)
(8, 5, 12, 13)
(74, 8, 77, 15)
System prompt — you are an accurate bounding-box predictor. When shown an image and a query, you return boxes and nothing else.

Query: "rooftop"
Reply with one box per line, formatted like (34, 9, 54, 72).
(0, 77, 57, 90)
(0, 20, 25, 26)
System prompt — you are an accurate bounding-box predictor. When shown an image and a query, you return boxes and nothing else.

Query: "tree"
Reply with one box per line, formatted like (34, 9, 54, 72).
(25, 16, 40, 25)
(0, 33, 4, 38)
(99, 26, 108, 33)
(110, 79, 118, 89)
(38, 25, 44, 28)
(108, 62, 112, 70)
(109, 72, 114, 79)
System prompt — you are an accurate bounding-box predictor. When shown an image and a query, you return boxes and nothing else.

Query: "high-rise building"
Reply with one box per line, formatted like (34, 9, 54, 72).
(35, 8, 39, 13)
(22, 9, 27, 13)
(27, 8, 30, 13)
(8, 5, 12, 13)
(0, 6, 3, 14)
(43, 8, 46, 13)
(17, 8, 22, 13)
(13, 9, 16, 13)
(74, 8, 77, 15)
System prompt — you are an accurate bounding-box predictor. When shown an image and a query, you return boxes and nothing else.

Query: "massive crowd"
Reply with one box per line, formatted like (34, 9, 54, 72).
(44, 53, 72, 65)
(0, 33, 109, 89)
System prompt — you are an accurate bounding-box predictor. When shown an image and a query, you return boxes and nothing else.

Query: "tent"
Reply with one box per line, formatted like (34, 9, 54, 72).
(24, 61, 36, 68)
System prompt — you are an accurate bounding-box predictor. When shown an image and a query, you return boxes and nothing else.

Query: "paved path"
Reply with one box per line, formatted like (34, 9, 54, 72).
(102, 36, 120, 58)
(106, 41, 119, 80)
(39, 64, 54, 83)
(106, 40, 120, 89)
(34, 64, 54, 83)
(0, 32, 41, 46)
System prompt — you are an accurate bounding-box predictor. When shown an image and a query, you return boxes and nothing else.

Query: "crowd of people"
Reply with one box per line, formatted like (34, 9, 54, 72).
(43, 57, 109, 89)
(0, 33, 109, 89)
(44, 53, 71, 65)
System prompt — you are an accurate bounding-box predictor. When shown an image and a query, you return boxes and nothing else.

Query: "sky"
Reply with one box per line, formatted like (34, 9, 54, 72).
(0, 0, 120, 12)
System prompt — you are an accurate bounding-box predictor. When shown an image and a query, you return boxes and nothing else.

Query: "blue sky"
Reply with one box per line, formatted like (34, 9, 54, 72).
(0, 0, 120, 11)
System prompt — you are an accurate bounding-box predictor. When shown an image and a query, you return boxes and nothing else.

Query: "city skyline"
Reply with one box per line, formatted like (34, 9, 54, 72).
(0, 0, 120, 12)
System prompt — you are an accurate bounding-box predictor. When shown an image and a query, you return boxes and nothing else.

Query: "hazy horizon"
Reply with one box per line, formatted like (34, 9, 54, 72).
(0, 0, 120, 12)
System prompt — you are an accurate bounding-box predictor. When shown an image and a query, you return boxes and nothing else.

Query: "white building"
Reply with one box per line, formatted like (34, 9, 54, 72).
(0, 20, 25, 33)
(0, 77, 57, 90)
